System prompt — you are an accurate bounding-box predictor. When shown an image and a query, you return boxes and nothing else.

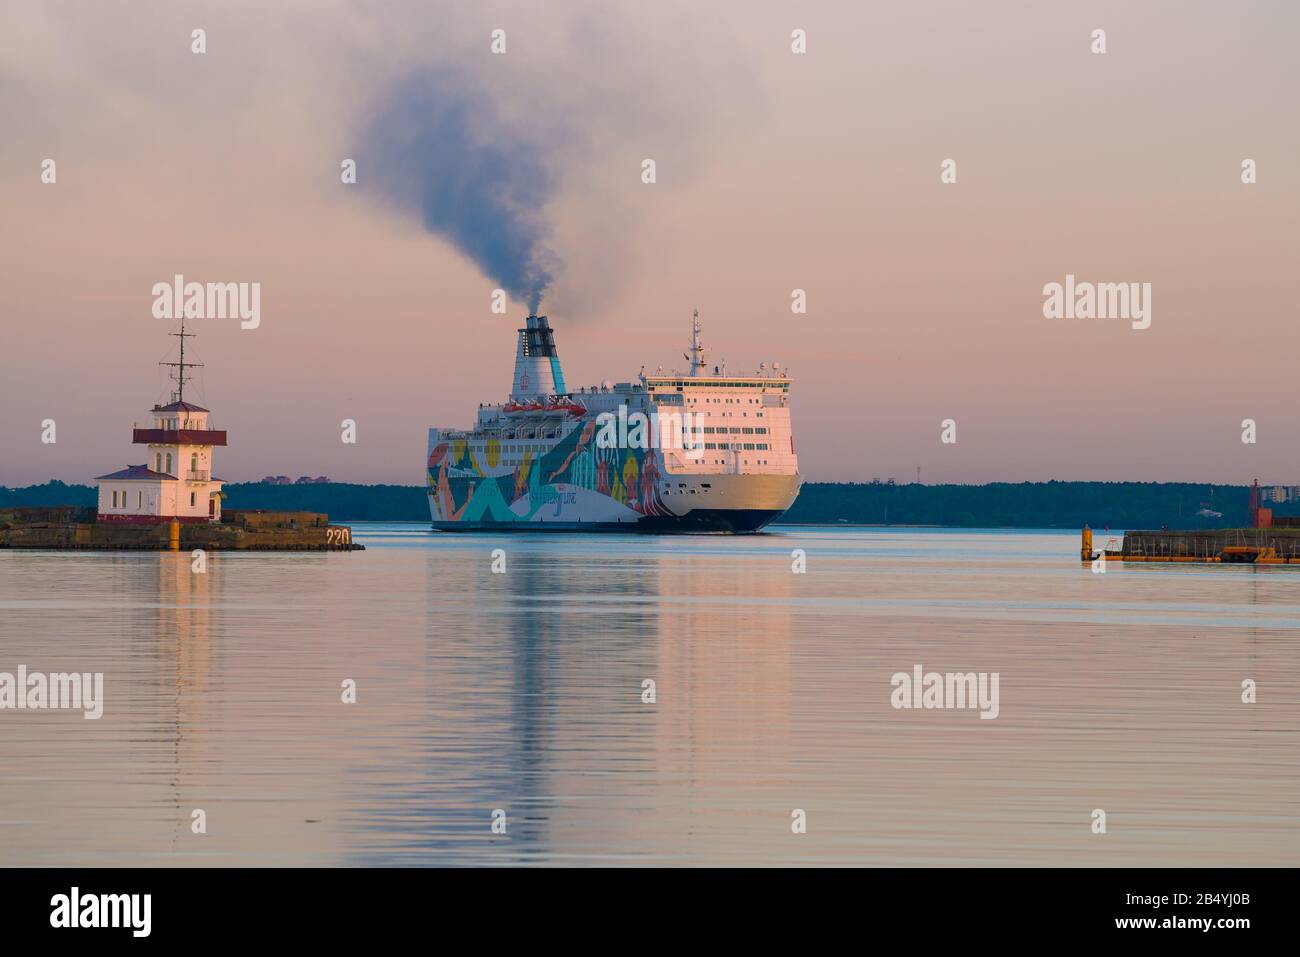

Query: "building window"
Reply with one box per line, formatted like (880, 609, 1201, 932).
(191, 453, 198, 473)
(165, 453, 172, 474)
(190, 492, 196, 507)
(137, 491, 142, 508)
(155, 453, 162, 471)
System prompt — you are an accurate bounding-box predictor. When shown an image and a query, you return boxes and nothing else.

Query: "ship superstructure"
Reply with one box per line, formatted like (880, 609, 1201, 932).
(426, 311, 801, 532)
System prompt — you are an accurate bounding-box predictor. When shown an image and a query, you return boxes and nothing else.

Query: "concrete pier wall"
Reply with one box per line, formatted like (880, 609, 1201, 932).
(1118, 528, 1300, 562)
(0, 508, 362, 551)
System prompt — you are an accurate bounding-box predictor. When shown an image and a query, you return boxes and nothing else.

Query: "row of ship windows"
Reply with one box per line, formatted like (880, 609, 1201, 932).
(482, 434, 562, 444)
(482, 444, 771, 466)
(652, 379, 787, 386)
(463, 424, 769, 451)
(657, 399, 767, 418)
(653, 383, 790, 392)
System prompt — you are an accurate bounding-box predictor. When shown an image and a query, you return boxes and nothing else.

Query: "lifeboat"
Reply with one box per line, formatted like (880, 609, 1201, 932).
(504, 398, 586, 416)
(502, 401, 540, 414)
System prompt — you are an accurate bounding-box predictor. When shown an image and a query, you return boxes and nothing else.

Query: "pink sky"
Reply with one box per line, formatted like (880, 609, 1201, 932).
(2, 1, 1297, 486)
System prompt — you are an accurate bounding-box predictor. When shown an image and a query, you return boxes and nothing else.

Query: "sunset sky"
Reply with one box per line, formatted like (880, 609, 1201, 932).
(2, 0, 1296, 486)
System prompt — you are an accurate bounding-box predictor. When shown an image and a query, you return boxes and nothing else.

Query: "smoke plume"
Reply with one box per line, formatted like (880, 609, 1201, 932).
(361, 70, 563, 312)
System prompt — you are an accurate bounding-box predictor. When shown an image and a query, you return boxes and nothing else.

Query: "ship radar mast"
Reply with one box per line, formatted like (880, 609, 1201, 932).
(685, 308, 710, 377)
(160, 318, 203, 405)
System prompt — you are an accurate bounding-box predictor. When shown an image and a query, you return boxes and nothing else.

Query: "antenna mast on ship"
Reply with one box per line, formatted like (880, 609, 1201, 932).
(160, 318, 203, 405)
(686, 308, 709, 377)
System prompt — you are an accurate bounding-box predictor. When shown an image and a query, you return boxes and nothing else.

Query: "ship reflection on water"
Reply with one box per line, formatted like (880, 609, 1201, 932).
(1, 526, 1298, 866)
(345, 536, 794, 864)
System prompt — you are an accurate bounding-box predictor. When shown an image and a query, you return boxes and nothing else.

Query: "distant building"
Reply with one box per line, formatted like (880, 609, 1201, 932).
(261, 475, 293, 485)
(294, 475, 330, 484)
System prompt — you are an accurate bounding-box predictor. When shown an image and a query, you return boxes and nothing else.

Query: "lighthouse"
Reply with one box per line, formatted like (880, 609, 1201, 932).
(94, 321, 227, 524)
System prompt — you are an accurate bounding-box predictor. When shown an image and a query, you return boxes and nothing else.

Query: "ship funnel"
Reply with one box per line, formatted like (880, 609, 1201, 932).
(510, 313, 567, 400)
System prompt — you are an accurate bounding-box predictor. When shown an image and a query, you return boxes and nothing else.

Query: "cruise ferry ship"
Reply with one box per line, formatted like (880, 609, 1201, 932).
(426, 311, 800, 532)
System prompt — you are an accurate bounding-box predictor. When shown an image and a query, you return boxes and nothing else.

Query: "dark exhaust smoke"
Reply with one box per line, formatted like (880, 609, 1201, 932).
(360, 70, 562, 313)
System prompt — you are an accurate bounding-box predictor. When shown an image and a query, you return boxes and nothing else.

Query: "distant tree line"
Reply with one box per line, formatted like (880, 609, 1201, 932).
(3, 479, 1294, 529)
(781, 481, 1282, 529)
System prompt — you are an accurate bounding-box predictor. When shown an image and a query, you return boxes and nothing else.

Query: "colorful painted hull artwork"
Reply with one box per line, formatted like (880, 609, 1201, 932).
(428, 422, 672, 526)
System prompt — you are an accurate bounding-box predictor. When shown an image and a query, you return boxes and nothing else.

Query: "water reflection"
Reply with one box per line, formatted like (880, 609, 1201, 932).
(1, 527, 1297, 866)
(156, 553, 214, 851)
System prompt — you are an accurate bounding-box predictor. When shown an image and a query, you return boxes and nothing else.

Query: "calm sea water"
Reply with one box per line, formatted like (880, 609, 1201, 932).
(1, 525, 1297, 867)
